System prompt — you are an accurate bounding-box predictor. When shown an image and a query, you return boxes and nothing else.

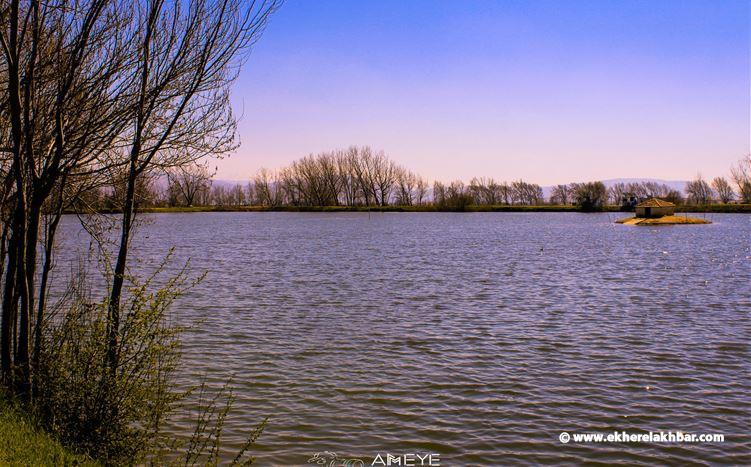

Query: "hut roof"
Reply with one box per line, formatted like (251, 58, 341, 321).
(636, 198, 675, 208)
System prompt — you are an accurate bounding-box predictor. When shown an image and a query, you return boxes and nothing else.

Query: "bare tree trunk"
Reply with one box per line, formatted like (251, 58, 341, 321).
(32, 183, 66, 391)
(1, 226, 19, 384)
(0, 223, 8, 295)
(1, 0, 27, 389)
(16, 194, 43, 395)
(107, 159, 139, 375)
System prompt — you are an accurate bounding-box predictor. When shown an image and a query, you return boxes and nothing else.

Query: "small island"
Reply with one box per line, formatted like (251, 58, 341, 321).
(616, 198, 711, 225)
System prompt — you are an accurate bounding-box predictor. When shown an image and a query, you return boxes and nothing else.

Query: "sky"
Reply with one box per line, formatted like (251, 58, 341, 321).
(219, 0, 750, 185)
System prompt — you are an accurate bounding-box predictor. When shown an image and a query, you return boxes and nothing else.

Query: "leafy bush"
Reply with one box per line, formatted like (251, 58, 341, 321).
(30, 260, 267, 465)
(33, 263, 189, 463)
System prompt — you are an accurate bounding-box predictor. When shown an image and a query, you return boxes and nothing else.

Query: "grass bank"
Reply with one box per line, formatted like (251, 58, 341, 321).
(78, 203, 751, 214)
(0, 399, 96, 465)
(674, 204, 751, 213)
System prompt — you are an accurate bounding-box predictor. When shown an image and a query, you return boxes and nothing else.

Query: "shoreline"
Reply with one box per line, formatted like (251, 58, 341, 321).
(68, 204, 751, 214)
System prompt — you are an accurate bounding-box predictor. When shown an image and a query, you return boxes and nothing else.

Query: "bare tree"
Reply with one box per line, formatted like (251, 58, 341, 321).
(0, 0, 135, 392)
(253, 168, 281, 207)
(730, 155, 751, 203)
(230, 183, 246, 206)
(265, 146, 405, 207)
(511, 180, 543, 205)
(107, 166, 160, 210)
(167, 163, 213, 207)
(664, 189, 683, 205)
(711, 177, 734, 203)
(607, 183, 627, 205)
(685, 176, 713, 205)
(394, 167, 416, 206)
(570, 181, 607, 211)
(549, 184, 572, 205)
(415, 178, 429, 205)
(13, 0, 275, 391)
(335, 151, 357, 206)
(432, 181, 446, 207)
(433, 180, 472, 210)
(211, 184, 228, 205)
(371, 151, 395, 206)
(470, 177, 505, 205)
(106, 0, 280, 373)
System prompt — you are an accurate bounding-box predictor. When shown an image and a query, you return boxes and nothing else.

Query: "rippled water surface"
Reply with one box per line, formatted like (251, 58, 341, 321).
(59, 212, 750, 465)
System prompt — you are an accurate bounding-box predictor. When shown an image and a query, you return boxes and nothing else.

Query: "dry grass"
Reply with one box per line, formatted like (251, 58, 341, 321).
(616, 215, 711, 225)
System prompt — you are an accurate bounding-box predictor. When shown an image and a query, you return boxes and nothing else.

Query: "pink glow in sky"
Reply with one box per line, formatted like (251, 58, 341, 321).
(217, 0, 750, 185)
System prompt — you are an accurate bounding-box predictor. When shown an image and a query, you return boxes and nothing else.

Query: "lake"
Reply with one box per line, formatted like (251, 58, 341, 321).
(57, 212, 750, 465)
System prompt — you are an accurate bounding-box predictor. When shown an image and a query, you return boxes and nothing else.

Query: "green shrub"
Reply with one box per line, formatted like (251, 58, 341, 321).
(30, 259, 266, 465)
(33, 263, 189, 463)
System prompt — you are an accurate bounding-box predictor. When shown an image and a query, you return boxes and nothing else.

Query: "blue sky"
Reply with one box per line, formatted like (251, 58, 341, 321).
(222, 0, 750, 185)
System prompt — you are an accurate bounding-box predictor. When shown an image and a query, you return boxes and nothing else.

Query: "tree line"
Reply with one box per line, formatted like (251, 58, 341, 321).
(83, 149, 751, 210)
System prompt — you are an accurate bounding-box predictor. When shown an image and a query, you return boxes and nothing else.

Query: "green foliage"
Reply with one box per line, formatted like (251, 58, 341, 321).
(33, 262, 191, 463)
(28, 259, 267, 465)
(0, 398, 97, 465)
